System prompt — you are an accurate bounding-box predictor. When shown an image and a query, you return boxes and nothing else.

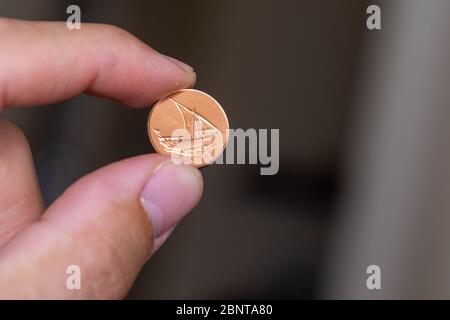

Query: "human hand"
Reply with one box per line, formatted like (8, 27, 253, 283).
(0, 18, 203, 299)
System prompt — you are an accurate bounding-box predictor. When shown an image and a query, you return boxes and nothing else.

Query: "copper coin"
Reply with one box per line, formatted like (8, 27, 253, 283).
(148, 89, 229, 167)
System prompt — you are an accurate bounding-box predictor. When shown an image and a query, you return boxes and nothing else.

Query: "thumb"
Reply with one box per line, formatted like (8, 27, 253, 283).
(0, 154, 203, 299)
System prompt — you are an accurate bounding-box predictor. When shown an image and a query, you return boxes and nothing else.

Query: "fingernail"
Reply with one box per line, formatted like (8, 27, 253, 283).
(159, 53, 196, 88)
(162, 54, 195, 73)
(140, 161, 203, 239)
(151, 225, 177, 256)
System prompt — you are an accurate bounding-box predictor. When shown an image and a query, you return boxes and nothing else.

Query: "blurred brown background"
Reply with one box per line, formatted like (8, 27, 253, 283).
(0, 0, 369, 299)
(6, 0, 449, 299)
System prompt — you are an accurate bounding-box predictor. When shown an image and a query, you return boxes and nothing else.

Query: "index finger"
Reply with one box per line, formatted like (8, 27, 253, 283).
(0, 18, 196, 109)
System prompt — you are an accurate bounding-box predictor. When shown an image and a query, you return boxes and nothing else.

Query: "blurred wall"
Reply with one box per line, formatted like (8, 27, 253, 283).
(323, 0, 450, 299)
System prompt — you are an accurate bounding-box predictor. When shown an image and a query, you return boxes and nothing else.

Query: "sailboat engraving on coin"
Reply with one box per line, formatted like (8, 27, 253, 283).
(152, 98, 222, 157)
(148, 89, 229, 168)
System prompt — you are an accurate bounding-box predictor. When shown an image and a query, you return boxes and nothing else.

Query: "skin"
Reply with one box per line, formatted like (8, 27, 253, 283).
(0, 18, 202, 299)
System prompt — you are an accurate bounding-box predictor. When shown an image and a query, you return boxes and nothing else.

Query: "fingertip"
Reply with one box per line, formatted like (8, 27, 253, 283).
(140, 162, 203, 239)
(97, 48, 197, 108)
